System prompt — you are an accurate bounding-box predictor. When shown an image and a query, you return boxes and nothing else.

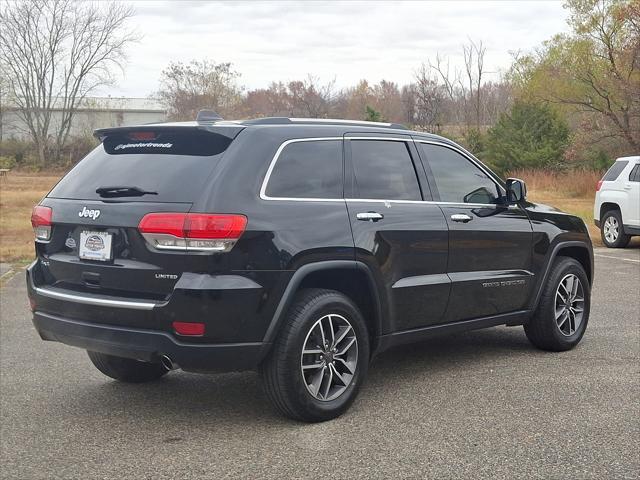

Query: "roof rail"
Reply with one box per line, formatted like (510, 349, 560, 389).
(242, 117, 408, 130)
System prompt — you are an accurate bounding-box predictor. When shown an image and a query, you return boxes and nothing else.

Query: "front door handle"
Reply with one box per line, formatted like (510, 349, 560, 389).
(357, 212, 384, 222)
(451, 213, 473, 223)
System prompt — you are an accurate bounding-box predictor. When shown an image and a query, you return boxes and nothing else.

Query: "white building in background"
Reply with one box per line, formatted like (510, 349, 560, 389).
(0, 97, 167, 141)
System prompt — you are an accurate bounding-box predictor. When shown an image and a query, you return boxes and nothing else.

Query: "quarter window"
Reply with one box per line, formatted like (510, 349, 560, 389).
(602, 161, 628, 181)
(350, 140, 421, 200)
(420, 144, 500, 204)
(265, 140, 342, 199)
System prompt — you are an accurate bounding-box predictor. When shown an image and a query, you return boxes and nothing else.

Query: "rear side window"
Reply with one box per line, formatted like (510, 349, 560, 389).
(49, 130, 233, 203)
(350, 140, 421, 200)
(602, 161, 628, 181)
(629, 164, 640, 182)
(265, 140, 343, 199)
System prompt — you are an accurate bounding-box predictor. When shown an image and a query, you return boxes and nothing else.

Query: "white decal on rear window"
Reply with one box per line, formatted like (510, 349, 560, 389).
(114, 142, 173, 150)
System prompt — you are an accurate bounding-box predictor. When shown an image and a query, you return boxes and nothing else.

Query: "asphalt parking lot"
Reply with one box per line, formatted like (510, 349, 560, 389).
(1, 247, 638, 479)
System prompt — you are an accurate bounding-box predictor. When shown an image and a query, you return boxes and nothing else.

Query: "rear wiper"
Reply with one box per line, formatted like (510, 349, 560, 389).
(96, 186, 158, 198)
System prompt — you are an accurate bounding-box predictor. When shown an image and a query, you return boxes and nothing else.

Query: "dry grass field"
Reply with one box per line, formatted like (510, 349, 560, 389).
(0, 173, 60, 264)
(0, 169, 609, 264)
(510, 169, 602, 244)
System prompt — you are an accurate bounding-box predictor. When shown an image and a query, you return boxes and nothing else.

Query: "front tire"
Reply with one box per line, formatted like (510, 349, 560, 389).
(87, 351, 168, 383)
(524, 257, 590, 351)
(260, 288, 370, 422)
(601, 209, 630, 248)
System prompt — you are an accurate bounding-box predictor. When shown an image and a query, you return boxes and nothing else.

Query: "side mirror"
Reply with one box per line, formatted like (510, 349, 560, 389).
(506, 178, 527, 203)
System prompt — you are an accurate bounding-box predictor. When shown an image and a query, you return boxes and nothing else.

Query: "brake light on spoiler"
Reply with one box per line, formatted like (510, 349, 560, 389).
(138, 213, 247, 252)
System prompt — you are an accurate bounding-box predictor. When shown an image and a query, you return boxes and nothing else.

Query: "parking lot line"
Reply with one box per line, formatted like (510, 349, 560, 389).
(593, 253, 640, 264)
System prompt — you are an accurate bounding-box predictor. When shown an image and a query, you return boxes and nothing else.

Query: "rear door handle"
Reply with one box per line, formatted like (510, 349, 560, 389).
(451, 214, 473, 223)
(357, 212, 384, 222)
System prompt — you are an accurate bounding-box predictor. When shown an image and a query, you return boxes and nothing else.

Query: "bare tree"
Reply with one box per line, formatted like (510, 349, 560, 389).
(371, 80, 404, 123)
(0, 0, 137, 165)
(0, 67, 10, 143)
(429, 53, 462, 124)
(339, 80, 372, 120)
(241, 82, 288, 118)
(286, 75, 336, 118)
(481, 81, 512, 125)
(412, 64, 446, 131)
(427, 40, 500, 133)
(463, 39, 486, 130)
(240, 77, 337, 119)
(157, 59, 243, 120)
(400, 84, 416, 125)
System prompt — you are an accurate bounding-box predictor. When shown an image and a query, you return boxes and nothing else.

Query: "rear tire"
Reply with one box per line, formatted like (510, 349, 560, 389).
(87, 351, 168, 383)
(259, 288, 370, 422)
(601, 209, 630, 248)
(524, 257, 590, 352)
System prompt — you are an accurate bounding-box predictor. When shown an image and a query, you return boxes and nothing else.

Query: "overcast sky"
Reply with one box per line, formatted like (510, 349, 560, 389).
(108, 0, 570, 98)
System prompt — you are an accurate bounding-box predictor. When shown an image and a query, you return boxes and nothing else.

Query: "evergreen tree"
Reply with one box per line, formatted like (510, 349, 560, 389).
(483, 102, 569, 174)
(364, 105, 382, 122)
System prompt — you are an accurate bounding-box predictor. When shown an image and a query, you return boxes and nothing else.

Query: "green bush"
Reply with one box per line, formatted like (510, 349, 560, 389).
(461, 128, 485, 155)
(584, 149, 612, 171)
(0, 138, 34, 165)
(482, 102, 569, 175)
(59, 135, 97, 167)
(0, 155, 16, 169)
(364, 105, 382, 122)
(0, 135, 97, 169)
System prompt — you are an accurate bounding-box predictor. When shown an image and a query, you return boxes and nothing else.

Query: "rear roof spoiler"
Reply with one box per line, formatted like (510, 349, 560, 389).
(94, 124, 245, 142)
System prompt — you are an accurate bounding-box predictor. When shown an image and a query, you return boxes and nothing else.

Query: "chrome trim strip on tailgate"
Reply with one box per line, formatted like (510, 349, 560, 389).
(34, 286, 157, 310)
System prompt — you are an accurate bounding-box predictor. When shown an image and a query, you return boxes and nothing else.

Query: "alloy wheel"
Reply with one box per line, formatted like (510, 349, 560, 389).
(555, 274, 585, 336)
(603, 216, 619, 244)
(300, 314, 358, 401)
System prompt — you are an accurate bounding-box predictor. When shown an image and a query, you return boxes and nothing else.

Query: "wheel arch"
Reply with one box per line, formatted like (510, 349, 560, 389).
(556, 246, 592, 283)
(600, 202, 621, 220)
(530, 241, 594, 312)
(260, 261, 384, 356)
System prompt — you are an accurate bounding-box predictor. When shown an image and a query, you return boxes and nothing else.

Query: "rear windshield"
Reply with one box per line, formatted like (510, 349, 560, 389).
(602, 160, 628, 181)
(49, 131, 232, 203)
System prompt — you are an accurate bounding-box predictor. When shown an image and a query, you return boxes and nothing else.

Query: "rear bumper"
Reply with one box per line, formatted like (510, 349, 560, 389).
(26, 260, 279, 373)
(32, 311, 267, 373)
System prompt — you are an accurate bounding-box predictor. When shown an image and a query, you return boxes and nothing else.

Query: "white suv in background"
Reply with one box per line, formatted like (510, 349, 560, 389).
(594, 156, 640, 248)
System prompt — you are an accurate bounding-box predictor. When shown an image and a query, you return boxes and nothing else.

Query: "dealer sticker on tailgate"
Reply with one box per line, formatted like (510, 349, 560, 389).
(79, 231, 113, 261)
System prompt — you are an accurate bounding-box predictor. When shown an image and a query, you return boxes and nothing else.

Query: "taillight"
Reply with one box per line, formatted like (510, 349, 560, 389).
(138, 213, 247, 252)
(31, 205, 52, 242)
(596, 180, 603, 191)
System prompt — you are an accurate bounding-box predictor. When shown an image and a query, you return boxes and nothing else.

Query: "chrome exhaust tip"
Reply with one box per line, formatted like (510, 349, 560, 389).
(160, 354, 177, 371)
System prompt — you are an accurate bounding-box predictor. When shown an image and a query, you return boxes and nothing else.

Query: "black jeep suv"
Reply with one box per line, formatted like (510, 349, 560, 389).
(27, 115, 593, 422)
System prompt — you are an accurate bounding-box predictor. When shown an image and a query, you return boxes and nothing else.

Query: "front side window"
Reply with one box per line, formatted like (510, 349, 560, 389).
(350, 140, 421, 200)
(420, 143, 500, 204)
(628, 164, 639, 182)
(265, 140, 342, 199)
